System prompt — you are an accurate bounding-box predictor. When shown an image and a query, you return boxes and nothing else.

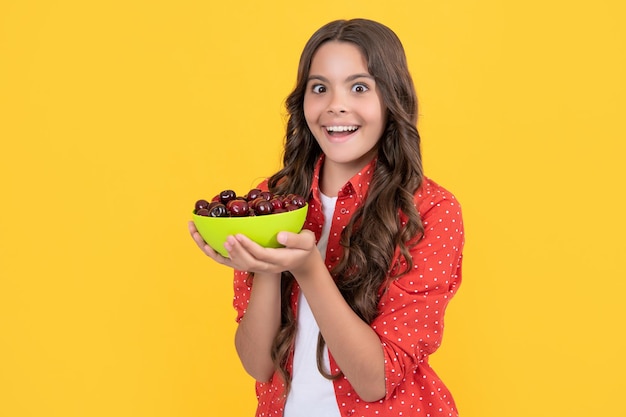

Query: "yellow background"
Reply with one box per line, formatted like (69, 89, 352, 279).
(1, 0, 625, 416)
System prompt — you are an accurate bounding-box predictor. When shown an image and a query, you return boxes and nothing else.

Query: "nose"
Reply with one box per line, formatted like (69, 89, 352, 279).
(326, 91, 347, 114)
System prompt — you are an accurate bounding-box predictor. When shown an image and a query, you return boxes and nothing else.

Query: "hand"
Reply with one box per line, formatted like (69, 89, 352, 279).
(188, 220, 234, 267)
(188, 221, 320, 274)
(222, 229, 320, 275)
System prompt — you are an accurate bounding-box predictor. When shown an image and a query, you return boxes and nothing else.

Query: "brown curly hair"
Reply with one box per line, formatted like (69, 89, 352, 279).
(266, 18, 424, 392)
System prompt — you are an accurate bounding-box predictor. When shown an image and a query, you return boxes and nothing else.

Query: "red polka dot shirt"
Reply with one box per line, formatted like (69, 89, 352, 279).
(233, 157, 465, 417)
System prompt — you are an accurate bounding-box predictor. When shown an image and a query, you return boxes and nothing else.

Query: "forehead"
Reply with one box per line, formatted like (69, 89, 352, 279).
(309, 41, 369, 75)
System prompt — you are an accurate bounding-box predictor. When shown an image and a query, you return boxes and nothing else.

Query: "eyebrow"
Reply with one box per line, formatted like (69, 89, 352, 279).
(307, 73, 375, 83)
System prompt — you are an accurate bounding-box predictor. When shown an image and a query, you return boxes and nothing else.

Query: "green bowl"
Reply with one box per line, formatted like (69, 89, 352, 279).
(192, 204, 308, 257)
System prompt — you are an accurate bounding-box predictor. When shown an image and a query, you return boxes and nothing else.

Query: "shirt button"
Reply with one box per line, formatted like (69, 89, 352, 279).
(340, 208, 347, 214)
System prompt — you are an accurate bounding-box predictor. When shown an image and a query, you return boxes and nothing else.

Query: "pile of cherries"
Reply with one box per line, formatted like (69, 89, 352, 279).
(194, 188, 307, 218)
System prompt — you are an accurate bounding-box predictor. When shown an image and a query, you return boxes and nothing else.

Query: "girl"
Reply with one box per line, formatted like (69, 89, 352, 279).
(189, 18, 464, 417)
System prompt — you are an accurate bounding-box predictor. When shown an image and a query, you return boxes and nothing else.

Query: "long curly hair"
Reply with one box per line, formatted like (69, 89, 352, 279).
(266, 18, 424, 392)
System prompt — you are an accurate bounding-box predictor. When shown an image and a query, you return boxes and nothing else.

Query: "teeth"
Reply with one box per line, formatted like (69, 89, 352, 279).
(326, 126, 358, 132)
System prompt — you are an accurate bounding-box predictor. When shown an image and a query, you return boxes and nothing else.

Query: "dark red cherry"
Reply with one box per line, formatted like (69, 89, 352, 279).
(219, 189, 237, 205)
(289, 194, 306, 208)
(282, 194, 294, 205)
(195, 199, 210, 212)
(259, 191, 273, 201)
(208, 203, 228, 217)
(269, 197, 284, 210)
(249, 196, 265, 210)
(195, 208, 210, 216)
(255, 200, 274, 215)
(246, 188, 262, 201)
(227, 199, 249, 217)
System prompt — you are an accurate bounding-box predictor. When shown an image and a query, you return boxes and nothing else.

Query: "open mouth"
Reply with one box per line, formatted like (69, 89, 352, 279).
(325, 125, 359, 136)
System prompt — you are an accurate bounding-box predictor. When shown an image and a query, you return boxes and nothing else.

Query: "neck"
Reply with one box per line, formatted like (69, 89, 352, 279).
(319, 156, 374, 197)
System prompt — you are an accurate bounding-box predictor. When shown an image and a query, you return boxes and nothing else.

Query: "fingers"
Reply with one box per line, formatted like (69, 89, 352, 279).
(230, 231, 318, 274)
(226, 234, 277, 273)
(188, 220, 231, 265)
(277, 229, 316, 250)
(188, 221, 208, 249)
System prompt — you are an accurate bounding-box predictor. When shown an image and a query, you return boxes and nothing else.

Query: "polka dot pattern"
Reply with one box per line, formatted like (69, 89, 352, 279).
(232, 157, 465, 417)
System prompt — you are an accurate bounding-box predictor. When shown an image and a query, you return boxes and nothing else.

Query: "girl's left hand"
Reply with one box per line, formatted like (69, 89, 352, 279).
(223, 229, 320, 275)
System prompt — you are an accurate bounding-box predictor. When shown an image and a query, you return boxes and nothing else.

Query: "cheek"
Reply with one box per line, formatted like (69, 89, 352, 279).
(303, 97, 322, 125)
(302, 105, 315, 132)
(363, 103, 386, 128)
(302, 95, 311, 118)
(368, 91, 387, 126)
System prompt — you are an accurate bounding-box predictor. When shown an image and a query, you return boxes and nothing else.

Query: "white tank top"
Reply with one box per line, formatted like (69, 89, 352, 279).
(283, 192, 341, 417)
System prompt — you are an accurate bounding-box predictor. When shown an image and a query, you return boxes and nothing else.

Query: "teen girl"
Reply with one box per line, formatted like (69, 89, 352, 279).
(189, 18, 465, 417)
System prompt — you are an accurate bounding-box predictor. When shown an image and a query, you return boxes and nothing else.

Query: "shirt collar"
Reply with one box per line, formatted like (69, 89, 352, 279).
(311, 155, 376, 205)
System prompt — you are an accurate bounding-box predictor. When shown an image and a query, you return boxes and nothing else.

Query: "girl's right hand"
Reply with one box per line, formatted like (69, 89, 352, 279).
(188, 220, 233, 267)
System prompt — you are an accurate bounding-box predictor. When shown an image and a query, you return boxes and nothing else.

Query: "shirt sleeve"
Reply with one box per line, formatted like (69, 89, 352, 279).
(371, 191, 464, 400)
(232, 180, 269, 323)
(233, 269, 252, 323)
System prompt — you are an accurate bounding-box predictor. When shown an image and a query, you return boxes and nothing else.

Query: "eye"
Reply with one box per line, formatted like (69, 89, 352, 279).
(352, 83, 369, 93)
(311, 84, 326, 94)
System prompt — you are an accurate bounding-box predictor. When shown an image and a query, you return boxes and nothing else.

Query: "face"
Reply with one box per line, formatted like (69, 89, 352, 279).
(304, 41, 387, 184)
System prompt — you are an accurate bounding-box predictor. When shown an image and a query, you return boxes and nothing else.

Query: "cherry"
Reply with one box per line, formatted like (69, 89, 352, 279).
(285, 194, 306, 208)
(282, 195, 294, 206)
(195, 199, 210, 212)
(246, 188, 262, 201)
(227, 199, 249, 217)
(196, 208, 210, 216)
(208, 204, 228, 217)
(249, 196, 266, 210)
(255, 200, 274, 215)
(219, 189, 236, 205)
(269, 197, 284, 210)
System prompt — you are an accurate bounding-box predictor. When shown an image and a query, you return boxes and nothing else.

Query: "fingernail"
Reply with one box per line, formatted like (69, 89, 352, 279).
(277, 232, 287, 245)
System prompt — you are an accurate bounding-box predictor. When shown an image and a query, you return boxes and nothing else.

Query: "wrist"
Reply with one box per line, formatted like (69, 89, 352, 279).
(252, 272, 282, 280)
(291, 249, 325, 281)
